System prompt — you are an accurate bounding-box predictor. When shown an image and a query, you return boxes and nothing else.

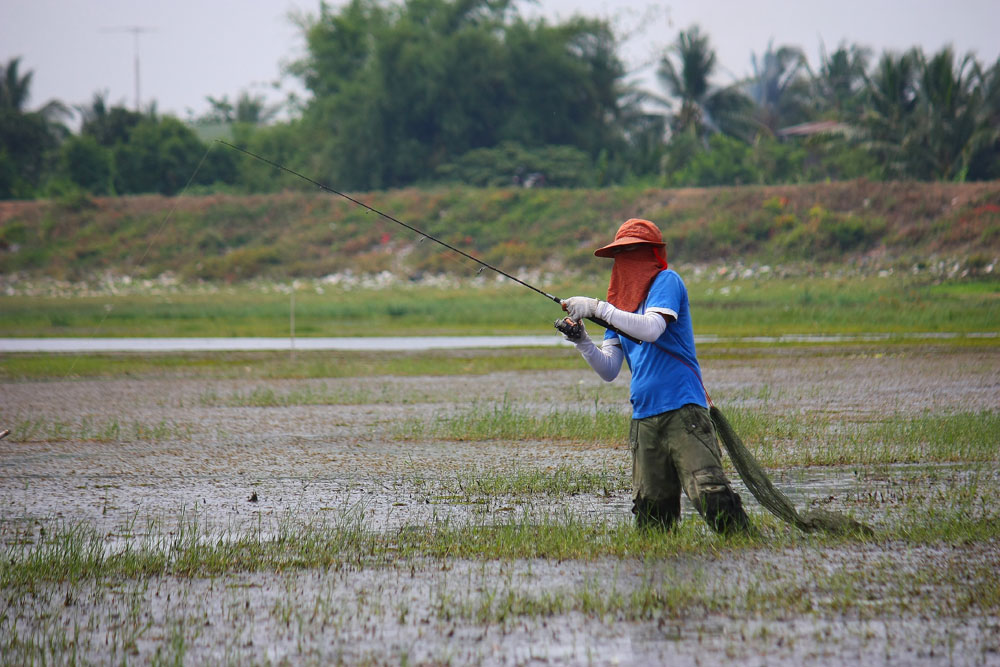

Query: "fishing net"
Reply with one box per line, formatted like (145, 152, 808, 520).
(710, 405, 875, 537)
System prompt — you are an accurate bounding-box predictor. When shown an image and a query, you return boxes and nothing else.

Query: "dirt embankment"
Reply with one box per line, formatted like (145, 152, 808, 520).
(1, 181, 998, 281)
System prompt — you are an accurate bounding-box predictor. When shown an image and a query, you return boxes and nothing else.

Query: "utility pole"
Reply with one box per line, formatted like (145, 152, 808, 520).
(102, 25, 156, 111)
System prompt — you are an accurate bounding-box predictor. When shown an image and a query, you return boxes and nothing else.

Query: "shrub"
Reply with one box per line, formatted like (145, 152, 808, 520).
(435, 143, 595, 188)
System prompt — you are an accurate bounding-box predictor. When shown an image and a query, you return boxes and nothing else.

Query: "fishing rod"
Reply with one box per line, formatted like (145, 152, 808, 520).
(217, 140, 635, 342)
(218, 141, 557, 301)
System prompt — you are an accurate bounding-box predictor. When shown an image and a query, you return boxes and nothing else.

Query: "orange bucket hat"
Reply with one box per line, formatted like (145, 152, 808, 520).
(594, 218, 666, 258)
(598, 219, 668, 312)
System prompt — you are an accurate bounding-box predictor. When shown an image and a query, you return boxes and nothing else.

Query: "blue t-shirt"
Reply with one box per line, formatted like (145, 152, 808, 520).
(603, 269, 707, 418)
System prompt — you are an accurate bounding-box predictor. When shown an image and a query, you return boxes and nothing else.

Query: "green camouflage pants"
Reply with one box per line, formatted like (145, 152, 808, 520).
(629, 403, 750, 534)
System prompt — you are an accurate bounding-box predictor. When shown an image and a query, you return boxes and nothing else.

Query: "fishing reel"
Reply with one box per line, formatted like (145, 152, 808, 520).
(554, 316, 585, 342)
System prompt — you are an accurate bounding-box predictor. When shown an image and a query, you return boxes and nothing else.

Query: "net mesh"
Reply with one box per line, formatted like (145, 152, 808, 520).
(710, 405, 875, 537)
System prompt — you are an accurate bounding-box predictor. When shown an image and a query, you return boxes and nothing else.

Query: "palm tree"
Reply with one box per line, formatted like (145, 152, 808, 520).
(655, 25, 752, 139)
(1, 57, 69, 122)
(861, 47, 994, 181)
(0, 57, 32, 111)
(982, 57, 1000, 128)
(909, 47, 987, 180)
(967, 56, 1000, 179)
(0, 57, 70, 197)
(234, 92, 282, 124)
(859, 49, 920, 177)
(744, 41, 812, 136)
(610, 80, 669, 179)
(811, 42, 872, 120)
(76, 91, 144, 146)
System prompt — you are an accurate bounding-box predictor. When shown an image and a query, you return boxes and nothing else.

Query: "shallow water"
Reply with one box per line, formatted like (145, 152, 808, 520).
(2, 345, 998, 665)
(1, 331, 994, 352)
(0, 335, 569, 352)
(9, 544, 999, 665)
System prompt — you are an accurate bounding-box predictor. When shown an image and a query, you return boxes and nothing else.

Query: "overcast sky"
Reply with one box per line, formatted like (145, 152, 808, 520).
(4, 0, 999, 124)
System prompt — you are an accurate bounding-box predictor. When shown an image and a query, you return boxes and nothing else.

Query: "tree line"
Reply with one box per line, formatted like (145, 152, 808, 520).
(2, 0, 998, 200)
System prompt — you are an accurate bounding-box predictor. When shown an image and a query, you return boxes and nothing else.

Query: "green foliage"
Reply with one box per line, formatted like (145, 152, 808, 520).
(3, 21, 1000, 199)
(2, 182, 997, 283)
(435, 142, 595, 187)
(58, 134, 115, 195)
(0, 58, 69, 198)
(78, 94, 143, 146)
(0, 108, 61, 198)
(113, 117, 204, 195)
(292, 0, 624, 190)
(656, 26, 755, 139)
(193, 244, 284, 281)
(665, 134, 804, 186)
(666, 133, 758, 186)
(860, 47, 999, 182)
(771, 203, 886, 258)
(3, 267, 999, 342)
(744, 41, 813, 135)
(664, 132, 881, 187)
(811, 42, 872, 119)
(416, 396, 628, 443)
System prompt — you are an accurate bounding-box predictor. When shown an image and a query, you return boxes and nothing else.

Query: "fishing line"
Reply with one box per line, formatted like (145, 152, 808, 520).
(4, 145, 218, 441)
(62, 143, 216, 376)
(217, 140, 639, 342)
(215, 140, 563, 304)
(134, 143, 216, 269)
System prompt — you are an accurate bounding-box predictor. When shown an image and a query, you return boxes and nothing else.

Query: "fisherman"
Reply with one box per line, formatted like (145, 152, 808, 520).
(558, 218, 750, 535)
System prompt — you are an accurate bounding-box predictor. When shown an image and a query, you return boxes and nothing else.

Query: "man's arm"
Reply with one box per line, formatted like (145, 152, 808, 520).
(562, 297, 670, 342)
(594, 301, 668, 342)
(556, 318, 623, 381)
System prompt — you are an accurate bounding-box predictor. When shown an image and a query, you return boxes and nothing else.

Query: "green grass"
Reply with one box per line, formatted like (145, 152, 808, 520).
(2, 471, 996, 588)
(688, 274, 1000, 336)
(395, 396, 629, 443)
(0, 285, 566, 338)
(721, 407, 1000, 465)
(4, 416, 191, 442)
(443, 465, 629, 497)
(0, 347, 584, 381)
(197, 382, 438, 407)
(1, 273, 997, 338)
(391, 398, 999, 466)
(3, 183, 998, 284)
(437, 551, 1000, 624)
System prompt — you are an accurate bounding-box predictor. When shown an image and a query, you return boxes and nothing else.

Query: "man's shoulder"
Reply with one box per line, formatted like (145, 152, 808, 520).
(644, 270, 686, 314)
(651, 269, 685, 291)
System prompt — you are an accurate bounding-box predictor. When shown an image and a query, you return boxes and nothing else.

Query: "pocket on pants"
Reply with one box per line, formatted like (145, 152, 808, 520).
(628, 419, 640, 455)
(692, 465, 729, 496)
(682, 406, 717, 453)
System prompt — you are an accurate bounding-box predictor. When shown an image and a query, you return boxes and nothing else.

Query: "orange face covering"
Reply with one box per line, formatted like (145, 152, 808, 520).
(606, 246, 668, 312)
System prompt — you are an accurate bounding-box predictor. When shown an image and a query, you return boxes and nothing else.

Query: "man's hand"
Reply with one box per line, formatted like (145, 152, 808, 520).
(554, 317, 587, 343)
(561, 296, 600, 323)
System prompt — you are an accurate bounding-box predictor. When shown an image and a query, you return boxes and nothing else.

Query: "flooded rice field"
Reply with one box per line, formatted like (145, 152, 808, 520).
(2, 345, 999, 665)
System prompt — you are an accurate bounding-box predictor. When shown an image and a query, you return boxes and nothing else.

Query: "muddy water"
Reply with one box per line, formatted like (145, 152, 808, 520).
(3, 347, 996, 534)
(2, 345, 999, 664)
(13, 547, 999, 665)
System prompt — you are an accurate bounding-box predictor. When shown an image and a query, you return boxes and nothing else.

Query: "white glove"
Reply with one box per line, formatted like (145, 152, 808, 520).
(561, 296, 600, 323)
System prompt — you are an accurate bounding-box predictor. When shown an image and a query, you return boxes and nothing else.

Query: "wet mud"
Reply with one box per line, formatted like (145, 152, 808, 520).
(2, 345, 999, 664)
